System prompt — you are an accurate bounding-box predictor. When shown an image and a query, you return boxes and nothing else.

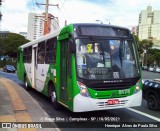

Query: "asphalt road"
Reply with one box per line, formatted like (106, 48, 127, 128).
(0, 70, 160, 131)
(142, 70, 160, 79)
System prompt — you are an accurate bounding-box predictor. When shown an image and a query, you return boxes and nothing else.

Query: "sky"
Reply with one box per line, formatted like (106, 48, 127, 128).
(0, 0, 160, 33)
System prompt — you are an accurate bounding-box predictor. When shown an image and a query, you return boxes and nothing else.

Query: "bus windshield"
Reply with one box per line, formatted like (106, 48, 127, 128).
(76, 38, 140, 80)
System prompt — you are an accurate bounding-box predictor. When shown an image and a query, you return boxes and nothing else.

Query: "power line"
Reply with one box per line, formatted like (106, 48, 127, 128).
(31, 0, 36, 11)
(57, 0, 71, 26)
(0, 0, 3, 31)
(36, 0, 59, 35)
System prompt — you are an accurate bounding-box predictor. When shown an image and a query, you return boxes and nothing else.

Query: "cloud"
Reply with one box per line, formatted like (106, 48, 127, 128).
(1, 0, 29, 32)
(1, 0, 44, 33)
(0, 0, 160, 33)
(52, 0, 160, 27)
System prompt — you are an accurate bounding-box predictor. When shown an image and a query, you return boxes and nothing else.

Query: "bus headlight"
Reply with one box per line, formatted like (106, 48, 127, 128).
(134, 80, 140, 93)
(77, 81, 90, 97)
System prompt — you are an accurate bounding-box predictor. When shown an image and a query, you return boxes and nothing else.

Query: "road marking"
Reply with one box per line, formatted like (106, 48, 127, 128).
(128, 108, 160, 122)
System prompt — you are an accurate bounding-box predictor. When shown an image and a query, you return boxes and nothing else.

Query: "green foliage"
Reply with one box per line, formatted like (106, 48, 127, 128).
(133, 35, 142, 54)
(0, 38, 5, 54)
(132, 35, 160, 66)
(0, 33, 30, 58)
(139, 39, 153, 54)
(147, 54, 155, 66)
(133, 34, 139, 43)
(154, 52, 160, 65)
(148, 48, 160, 66)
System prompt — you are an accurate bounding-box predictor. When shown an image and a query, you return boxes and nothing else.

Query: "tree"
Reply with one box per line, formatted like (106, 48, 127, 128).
(138, 39, 153, 66)
(133, 34, 140, 43)
(145, 48, 160, 66)
(139, 39, 153, 53)
(154, 52, 160, 66)
(0, 38, 5, 55)
(0, 33, 30, 58)
(133, 35, 143, 54)
(147, 54, 154, 66)
(148, 49, 160, 66)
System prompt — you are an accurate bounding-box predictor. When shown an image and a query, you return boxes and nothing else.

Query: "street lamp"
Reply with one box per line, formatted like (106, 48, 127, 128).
(96, 20, 103, 24)
(105, 18, 110, 25)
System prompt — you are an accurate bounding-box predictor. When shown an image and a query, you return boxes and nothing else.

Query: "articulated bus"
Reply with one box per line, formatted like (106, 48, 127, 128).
(17, 23, 142, 112)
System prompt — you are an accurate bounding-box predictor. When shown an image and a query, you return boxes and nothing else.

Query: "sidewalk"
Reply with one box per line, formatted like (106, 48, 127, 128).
(0, 77, 59, 131)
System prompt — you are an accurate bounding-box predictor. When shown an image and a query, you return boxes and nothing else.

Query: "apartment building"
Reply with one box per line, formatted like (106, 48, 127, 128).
(131, 26, 138, 35)
(138, 6, 160, 47)
(27, 13, 59, 41)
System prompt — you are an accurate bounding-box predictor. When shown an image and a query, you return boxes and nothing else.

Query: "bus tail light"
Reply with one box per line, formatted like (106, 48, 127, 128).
(77, 81, 90, 97)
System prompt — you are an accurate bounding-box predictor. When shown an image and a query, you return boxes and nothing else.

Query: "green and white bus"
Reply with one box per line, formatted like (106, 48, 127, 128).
(17, 23, 142, 112)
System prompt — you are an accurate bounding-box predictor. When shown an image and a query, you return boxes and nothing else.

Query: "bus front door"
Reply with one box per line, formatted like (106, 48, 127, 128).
(60, 40, 69, 105)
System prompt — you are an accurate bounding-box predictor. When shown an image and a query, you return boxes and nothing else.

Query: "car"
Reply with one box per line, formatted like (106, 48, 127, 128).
(0, 56, 10, 61)
(148, 67, 154, 72)
(142, 66, 148, 70)
(143, 79, 160, 111)
(3, 65, 16, 73)
(155, 67, 160, 73)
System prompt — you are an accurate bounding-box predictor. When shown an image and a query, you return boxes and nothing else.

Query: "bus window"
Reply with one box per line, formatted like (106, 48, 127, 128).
(23, 48, 27, 63)
(37, 41, 45, 64)
(17, 49, 20, 62)
(27, 46, 32, 63)
(45, 37, 57, 64)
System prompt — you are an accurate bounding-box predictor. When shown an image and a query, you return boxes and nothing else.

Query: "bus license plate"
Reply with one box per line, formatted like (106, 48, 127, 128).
(108, 99, 119, 105)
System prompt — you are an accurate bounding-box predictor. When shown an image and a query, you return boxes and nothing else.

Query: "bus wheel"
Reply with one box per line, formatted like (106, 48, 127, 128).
(147, 94, 159, 111)
(49, 83, 61, 110)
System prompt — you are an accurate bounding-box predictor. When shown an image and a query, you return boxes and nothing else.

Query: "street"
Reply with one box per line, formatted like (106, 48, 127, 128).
(0, 70, 160, 130)
(142, 70, 160, 79)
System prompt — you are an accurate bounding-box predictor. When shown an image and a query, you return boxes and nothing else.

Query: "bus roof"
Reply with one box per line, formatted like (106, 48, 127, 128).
(19, 23, 130, 49)
(20, 28, 61, 49)
(72, 23, 130, 30)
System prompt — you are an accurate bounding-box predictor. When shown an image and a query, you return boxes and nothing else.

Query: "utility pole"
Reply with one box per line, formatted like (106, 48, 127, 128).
(0, 0, 2, 32)
(44, 0, 49, 35)
(36, 0, 58, 35)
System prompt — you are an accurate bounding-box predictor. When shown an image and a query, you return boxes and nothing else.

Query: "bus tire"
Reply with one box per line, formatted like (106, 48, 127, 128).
(24, 76, 30, 90)
(49, 83, 61, 110)
(147, 93, 160, 111)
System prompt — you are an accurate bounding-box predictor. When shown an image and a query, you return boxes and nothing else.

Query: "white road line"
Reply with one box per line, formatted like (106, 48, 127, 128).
(128, 108, 160, 122)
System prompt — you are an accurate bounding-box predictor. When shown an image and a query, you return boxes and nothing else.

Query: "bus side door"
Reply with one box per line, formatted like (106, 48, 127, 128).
(59, 39, 69, 105)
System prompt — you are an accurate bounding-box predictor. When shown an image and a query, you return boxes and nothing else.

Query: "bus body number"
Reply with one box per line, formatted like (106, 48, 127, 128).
(119, 89, 130, 95)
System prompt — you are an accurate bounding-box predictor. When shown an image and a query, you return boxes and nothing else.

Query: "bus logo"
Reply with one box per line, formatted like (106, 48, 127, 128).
(103, 80, 123, 83)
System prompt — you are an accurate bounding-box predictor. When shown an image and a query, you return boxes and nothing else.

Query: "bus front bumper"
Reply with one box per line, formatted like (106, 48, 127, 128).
(73, 91, 142, 112)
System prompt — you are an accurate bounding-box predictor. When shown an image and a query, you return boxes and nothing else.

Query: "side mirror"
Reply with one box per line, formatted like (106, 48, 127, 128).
(69, 39, 76, 53)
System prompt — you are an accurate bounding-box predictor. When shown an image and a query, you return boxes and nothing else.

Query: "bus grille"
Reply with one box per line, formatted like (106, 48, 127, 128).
(97, 100, 128, 108)
(90, 82, 133, 91)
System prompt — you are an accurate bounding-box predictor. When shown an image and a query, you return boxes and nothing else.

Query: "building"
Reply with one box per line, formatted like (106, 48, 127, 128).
(27, 13, 44, 41)
(19, 32, 27, 39)
(131, 26, 138, 35)
(138, 6, 160, 47)
(27, 13, 59, 41)
(0, 31, 9, 38)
